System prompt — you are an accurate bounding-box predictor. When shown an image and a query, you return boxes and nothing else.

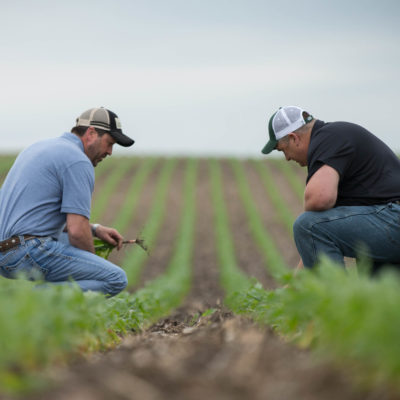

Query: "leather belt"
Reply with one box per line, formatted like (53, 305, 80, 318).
(0, 235, 40, 253)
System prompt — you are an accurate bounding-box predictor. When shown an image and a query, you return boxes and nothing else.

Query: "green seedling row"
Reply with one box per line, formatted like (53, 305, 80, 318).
(2, 155, 400, 397)
(230, 159, 289, 282)
(121, 158, 178, 285)
(271, 158, 304, 201)
(0, 280, 124, 395)
(209, 159, 253, 296)
(228, 259, 400, 393)
(94, 155, 118, 180)
(0, 155, 17, 186)
(0, 160, 197, 396)
(210, 157, 400, 392)
(0, 155, 16, 173)
(252, 159, 296, 236)
(122, 158, 198, 323)
(111, 157, 158, 235)
(90, 157, 138, 222)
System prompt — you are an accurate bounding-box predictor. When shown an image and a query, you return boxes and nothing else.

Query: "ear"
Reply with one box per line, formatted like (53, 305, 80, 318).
(87, 127, 97, 136)
(85, 127, 100, 141)
(81, 127, 98, 148)
(289, 132, 301, 146)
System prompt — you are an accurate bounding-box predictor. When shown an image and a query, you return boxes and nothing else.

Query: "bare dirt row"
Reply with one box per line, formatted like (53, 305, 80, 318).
(26, 158, 385, 400)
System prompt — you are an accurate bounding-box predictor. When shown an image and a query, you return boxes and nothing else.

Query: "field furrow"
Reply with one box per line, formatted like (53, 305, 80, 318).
(187, 159, 223, 306)
(133, 159, 187, 288)
(218, 159, 274, 287)
(1, 155, 399, 400)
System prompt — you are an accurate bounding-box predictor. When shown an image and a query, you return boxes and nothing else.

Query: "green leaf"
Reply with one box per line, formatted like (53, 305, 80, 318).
(94, 239, 115, 259)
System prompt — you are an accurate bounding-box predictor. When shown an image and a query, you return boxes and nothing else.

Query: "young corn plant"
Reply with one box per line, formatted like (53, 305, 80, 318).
(229, 158, 290, 283)
(252, 159, 296, 236)
(120, 158, 178, 286)
(208, 159, 253, 298)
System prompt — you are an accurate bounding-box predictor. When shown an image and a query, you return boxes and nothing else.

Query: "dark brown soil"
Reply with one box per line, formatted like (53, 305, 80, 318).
(17, 158, 396, 400)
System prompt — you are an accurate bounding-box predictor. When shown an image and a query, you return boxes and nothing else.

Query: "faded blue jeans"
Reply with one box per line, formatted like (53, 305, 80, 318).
(0, 235, 127, 296)
(293, 202, 400, 272)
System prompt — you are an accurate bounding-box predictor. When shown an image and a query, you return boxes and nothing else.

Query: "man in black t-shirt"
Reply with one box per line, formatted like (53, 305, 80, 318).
(261, 105, 400, 273)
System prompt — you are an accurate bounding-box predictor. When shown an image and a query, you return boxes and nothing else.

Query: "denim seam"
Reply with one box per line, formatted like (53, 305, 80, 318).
(3, 253, 48, 275)
(38, 248, 113, 273)
(308, 206, 388, 262)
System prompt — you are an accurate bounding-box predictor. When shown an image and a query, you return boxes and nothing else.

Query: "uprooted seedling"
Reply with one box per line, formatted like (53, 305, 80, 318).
(94, 235, 150, 260)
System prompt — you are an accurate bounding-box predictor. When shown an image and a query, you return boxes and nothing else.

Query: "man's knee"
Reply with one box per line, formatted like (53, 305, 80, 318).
(106, 267, 128, 296)
(293, 212, 314, 242)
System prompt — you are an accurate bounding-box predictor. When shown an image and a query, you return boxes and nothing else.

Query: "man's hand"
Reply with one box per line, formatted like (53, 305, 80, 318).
(93, 224, 124, 250)
(294, 259, 304, 275)
(304, 164, 339, 211)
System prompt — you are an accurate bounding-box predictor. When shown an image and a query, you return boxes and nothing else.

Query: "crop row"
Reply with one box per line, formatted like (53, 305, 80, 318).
(0, 157, 198, 395)
(211, 158, 400, 393)
(1, 156, 400, 396)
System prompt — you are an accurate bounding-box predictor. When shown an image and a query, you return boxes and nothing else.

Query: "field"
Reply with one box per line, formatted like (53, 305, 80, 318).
(1, 156, 400, 399)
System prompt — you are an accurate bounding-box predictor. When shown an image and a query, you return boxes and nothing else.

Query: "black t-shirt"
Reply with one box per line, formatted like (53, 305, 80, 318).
(307, 120, 400, 206)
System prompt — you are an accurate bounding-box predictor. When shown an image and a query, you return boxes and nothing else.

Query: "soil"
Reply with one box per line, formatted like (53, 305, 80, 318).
(14, 158, 397, 400)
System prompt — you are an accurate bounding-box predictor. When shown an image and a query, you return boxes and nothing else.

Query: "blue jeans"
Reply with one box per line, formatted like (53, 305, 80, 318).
(0, 235, 127, 296)
(293, 203, 400, 271)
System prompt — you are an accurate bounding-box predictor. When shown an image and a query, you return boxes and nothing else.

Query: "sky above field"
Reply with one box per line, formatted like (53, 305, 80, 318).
(1, 0, 400, 156)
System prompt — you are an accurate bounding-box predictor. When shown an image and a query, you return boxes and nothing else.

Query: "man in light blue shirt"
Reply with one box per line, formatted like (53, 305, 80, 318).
(0, 107, 135, 296)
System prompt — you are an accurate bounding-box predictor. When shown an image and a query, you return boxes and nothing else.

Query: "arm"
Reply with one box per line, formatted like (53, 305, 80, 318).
(304, 164, 339, 211)
(66, 214, 125, 253)
(66, 213, 95, 253)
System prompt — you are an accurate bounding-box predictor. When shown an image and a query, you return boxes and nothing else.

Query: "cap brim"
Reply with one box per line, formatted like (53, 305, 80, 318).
(261, 139, 277, 154)
(110, 130, 135, 147)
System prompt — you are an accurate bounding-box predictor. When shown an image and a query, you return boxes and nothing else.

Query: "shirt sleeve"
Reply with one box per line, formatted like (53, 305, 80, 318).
(307, 129, 354, 183)
(60, 161, 94, 219)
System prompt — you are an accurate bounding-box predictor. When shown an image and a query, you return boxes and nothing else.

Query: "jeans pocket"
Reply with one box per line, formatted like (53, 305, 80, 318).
(1, 253, 48, 281)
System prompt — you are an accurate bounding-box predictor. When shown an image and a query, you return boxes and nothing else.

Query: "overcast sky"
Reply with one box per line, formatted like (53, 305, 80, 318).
(1, 0, 399, 156)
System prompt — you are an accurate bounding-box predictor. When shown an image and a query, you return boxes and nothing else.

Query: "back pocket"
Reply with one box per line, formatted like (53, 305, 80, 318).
(1, 253, 48, 281)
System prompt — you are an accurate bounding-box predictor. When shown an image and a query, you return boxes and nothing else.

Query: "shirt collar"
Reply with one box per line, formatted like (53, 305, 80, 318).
(61, 132, 85, 153)
(311, 120, 325, 137)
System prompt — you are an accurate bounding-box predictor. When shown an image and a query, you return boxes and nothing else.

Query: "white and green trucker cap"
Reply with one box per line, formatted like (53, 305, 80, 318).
(261, 106, 313, 154)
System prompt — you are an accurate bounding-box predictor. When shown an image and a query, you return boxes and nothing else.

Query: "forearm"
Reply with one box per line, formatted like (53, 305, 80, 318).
(68, 227, 95, 253)
(66, 214, 95, 253)
(304, 195, 336, 211)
